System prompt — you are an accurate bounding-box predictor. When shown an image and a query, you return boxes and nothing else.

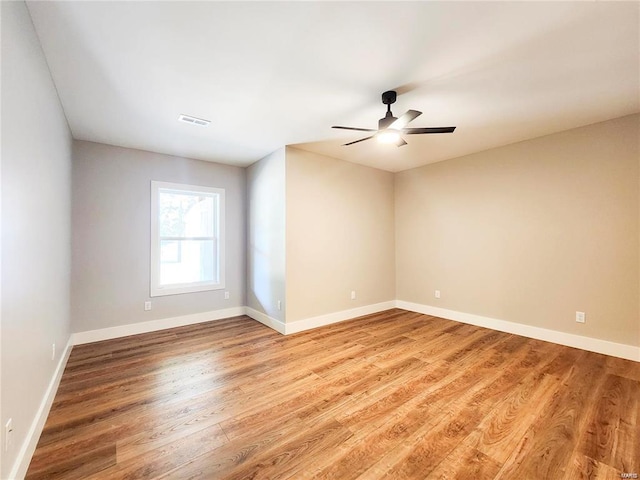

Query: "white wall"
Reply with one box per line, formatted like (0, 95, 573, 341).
(285, 147, 396, 323)
(1, 2, 73, 477)
(246, 149, 286, 322)
(71, 140, 246, 333)
(396, 115, 639, 347)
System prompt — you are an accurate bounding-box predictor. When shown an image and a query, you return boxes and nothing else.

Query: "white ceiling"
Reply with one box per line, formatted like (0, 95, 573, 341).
(27, 1, 639, 172)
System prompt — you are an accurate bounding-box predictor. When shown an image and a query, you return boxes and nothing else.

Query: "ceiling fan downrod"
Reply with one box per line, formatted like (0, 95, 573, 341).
(380, 91, 398, 129)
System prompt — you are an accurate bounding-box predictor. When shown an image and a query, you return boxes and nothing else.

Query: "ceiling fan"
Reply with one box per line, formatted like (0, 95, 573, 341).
(332, 90, 456, 147)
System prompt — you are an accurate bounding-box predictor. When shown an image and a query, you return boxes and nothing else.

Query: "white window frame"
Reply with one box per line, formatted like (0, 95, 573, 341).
(150, 181, 225, 297)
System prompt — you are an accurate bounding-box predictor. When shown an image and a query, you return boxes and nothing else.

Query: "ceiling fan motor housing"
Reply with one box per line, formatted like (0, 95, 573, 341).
(379, 115, 397, 129)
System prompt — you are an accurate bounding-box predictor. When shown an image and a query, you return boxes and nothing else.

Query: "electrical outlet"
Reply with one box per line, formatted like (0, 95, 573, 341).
(576, 311, 586, 323)
(52, 343, 55, 361)
(435, 290, 441, 299)
(144, 301, 151, 311)
(5, 418, 13, 452)
(351, 291, 356, 300)
(224, 291, 230, 300)
(277, 300, 282, 311)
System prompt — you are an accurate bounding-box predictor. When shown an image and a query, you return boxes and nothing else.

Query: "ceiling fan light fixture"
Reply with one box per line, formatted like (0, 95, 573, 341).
(377, 129, 401, 144)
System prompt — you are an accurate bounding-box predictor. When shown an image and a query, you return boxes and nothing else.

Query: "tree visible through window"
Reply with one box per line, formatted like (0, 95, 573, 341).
(151, 181, 225, 296)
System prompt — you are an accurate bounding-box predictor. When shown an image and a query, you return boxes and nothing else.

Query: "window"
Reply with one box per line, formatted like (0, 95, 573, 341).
(150, 181, 224, 296)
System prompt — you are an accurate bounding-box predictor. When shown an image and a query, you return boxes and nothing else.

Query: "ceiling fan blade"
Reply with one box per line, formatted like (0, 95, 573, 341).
(396, 138, 408, 147)
(332, 126, 377, 132)
(388, 110, 422, 130)
(343, 136, 374, 146)
(403, 126, 456, 134)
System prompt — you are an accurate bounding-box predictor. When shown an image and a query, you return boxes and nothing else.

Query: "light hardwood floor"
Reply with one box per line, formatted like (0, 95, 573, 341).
(26, 309, 639, 479)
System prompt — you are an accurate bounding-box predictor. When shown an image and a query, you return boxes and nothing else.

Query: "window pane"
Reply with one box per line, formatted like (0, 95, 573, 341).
(159, 190, 215, 237)
(160, 239, 216, 285)
(160, 240, 181, 263)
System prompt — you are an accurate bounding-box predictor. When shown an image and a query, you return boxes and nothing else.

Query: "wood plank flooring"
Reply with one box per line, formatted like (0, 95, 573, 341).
(26, 309, 640, 479)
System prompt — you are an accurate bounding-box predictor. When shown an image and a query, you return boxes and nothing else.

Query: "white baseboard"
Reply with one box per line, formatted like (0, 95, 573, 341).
(396, 300, 640, 362)
(9, 338, 73, 480)
(244, 307, 286, 334)
(285, 301, 396, 335)
(71, 307, 246, 345)
(69, 302, 638, 362)
(245, 301, 396, 335)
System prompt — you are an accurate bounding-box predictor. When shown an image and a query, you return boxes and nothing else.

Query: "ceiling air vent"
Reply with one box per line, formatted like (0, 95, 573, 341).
(178, 114, 210, 127)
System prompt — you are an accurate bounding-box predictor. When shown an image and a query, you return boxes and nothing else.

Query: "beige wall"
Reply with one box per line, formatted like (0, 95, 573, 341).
(72, 141, 246, 332)
(1, 2, 73, 477)
(247, 149, 286, 321)
(396, 114, 639, 346)
(285, 147, 395, 322)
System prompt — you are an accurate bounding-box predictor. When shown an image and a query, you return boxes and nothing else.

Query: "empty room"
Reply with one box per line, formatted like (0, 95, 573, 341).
(1, 1, 639, 479)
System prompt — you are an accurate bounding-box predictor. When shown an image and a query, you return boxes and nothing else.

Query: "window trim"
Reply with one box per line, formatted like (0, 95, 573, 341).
(150, 181, 225, 297)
